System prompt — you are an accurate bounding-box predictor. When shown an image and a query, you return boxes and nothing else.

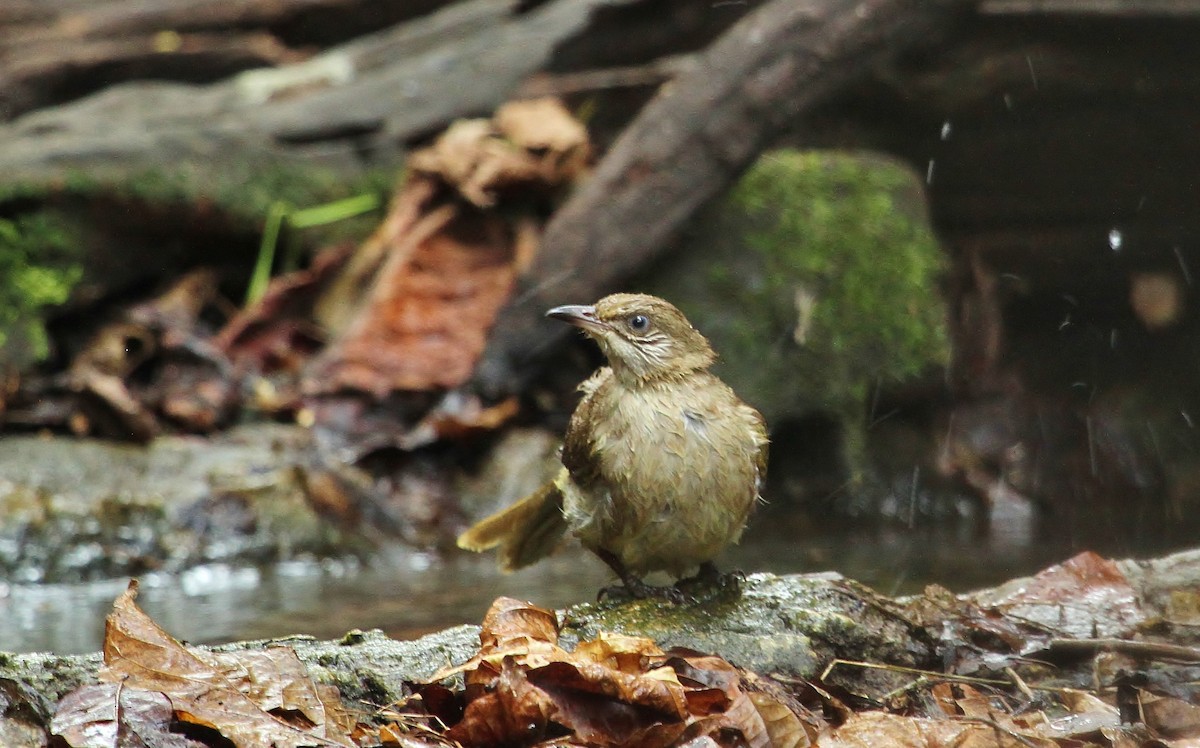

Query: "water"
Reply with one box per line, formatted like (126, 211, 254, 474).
(2, 504, 1174, 655)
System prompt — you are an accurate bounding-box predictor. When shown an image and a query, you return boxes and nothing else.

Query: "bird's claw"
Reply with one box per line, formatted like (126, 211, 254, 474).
(674, 565, 744, 598)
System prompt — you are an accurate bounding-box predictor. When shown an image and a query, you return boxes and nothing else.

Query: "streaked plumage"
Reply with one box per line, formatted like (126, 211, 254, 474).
(458, 293, 768, 597)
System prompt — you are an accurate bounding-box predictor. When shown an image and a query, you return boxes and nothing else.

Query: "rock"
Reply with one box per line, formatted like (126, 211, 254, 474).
(0, 424, 376, 583)
(642, 150, 948, 495)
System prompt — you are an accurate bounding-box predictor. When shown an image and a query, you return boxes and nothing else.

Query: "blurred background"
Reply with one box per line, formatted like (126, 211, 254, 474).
(2, 0, 1199, 654)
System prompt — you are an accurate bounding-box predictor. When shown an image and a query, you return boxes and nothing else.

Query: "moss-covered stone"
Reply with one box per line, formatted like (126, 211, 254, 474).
(644, 149, 949, 485)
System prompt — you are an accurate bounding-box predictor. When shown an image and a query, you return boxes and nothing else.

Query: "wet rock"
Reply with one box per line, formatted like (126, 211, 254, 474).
(0, 424, 377, 583)
(641, 150, 948, 502)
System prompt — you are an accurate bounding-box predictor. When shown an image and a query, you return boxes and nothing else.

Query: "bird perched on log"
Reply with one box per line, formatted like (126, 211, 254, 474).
(457, 293, 768, 599)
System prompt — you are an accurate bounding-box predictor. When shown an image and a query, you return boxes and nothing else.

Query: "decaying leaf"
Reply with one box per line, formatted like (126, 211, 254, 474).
(308, 97, 590, 396)
(418, 597, 820, 748)
(819, 710, 1057, 748)
(51, 683, 203, 748)
(98, 580, 355, 748)
(1140, 690, 1200, 740)
(973, 551, 1146, 639)
(408, 97, 590, 209)
(216, 241, 354, 378)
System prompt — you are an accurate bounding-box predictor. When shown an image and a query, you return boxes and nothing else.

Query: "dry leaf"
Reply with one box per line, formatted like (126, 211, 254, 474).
(974, 551, 1145, 639)
(820, 710, 1056, 748)
(99, 580, 354, 748)
(1141, 690, 1200, 740)
(748, 692, 814, 748)
(52, 683, 203, 748)
(308, 98, 590, 397)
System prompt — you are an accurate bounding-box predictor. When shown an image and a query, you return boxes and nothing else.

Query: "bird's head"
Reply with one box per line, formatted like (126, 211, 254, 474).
(547, 293, 715, 383)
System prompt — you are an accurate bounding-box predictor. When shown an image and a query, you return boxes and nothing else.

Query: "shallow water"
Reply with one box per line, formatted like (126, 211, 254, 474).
(1, 502, 1183, 655)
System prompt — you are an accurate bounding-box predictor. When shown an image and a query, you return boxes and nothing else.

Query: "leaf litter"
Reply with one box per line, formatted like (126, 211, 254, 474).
(3, 98, 590, 449)
(40, 552, 1200, 747)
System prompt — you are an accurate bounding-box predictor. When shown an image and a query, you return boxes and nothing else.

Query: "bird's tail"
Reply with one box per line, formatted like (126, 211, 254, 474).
(456, 469, 568, 571)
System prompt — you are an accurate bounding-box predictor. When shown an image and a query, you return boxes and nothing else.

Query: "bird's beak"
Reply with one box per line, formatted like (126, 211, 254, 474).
(546, 304, 606, 333)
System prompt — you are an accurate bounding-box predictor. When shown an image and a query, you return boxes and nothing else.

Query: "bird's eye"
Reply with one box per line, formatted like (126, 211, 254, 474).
(628, 314, 649, 331)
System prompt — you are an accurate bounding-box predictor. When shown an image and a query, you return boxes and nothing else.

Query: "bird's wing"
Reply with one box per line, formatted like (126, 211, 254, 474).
(561, 367, 611, 491)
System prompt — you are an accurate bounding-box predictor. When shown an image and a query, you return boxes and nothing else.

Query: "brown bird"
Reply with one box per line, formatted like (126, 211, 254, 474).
(457, 293, 768, 599)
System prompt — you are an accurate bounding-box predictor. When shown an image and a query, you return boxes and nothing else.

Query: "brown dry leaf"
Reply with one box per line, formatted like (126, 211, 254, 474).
(663, 653, 793, 748)
(495, 98, 590, 164)
(1032, 688, 1121, 740)
(574, 632, 666, 673)
(378, 721, 456, 747)
(820, 710, 1057, 748)
(526, 659, 688, 720)
(425, 597, 819, 748)
(748, 692, 814, 748)
(409, 119, 542, 208)
(395, 393, 520, 450)
(477, 596, 559, 648)
(430, 597, 567, 682)
(444, 657, 558, 746)
(216, 241, 353, 376)
(308, 98, 590, 397)
(929, 682, 1001, 720)
(1141, 690, 1200, 740)
(974, 551, 1145, 639)
(99, 580, 354, 748)
(446, 657, 686, 747)
(51, 683, 205, 748)
(410, 98, 590, 208)
(308, 202, 518, 394)
(206, 648, 357, 740)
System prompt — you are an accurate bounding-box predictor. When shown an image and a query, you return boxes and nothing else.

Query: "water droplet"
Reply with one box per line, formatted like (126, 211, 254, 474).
(1108, 228, 1123, 251)
(940, 121, 952, 140)
(1174, 246, 1192, 286)
(926, 159, 935, 185)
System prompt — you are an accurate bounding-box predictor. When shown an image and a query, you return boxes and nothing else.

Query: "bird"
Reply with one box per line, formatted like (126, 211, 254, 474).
(457, 292, 768, 599)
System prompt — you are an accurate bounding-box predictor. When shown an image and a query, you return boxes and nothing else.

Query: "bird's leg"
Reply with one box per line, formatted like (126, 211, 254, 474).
(593, 549, 686, 602)
(674, 561, 744, 596)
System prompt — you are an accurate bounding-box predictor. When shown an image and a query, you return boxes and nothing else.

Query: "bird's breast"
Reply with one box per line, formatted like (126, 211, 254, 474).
(563, 375, 763, 575)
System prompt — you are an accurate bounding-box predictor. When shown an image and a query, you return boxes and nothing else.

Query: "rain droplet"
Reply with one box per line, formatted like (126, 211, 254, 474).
(1174, 246, 1192, 286)
(926, 159, 935, 184)
(940, 121, 952, 140)
(1183, 410, 1194, 429)
(1108, 228, 1123, 251)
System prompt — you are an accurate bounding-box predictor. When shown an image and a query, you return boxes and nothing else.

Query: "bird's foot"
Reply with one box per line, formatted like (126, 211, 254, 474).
(598, 580, 689, 604)
(593, 548, 690, 603)
(674, 562, 744, 599)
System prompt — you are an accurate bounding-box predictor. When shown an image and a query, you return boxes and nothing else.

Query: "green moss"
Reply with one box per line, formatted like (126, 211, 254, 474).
(0, 212, 83, 363)
(648, 150, 948, 422)
(0, 161, 395, 363)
